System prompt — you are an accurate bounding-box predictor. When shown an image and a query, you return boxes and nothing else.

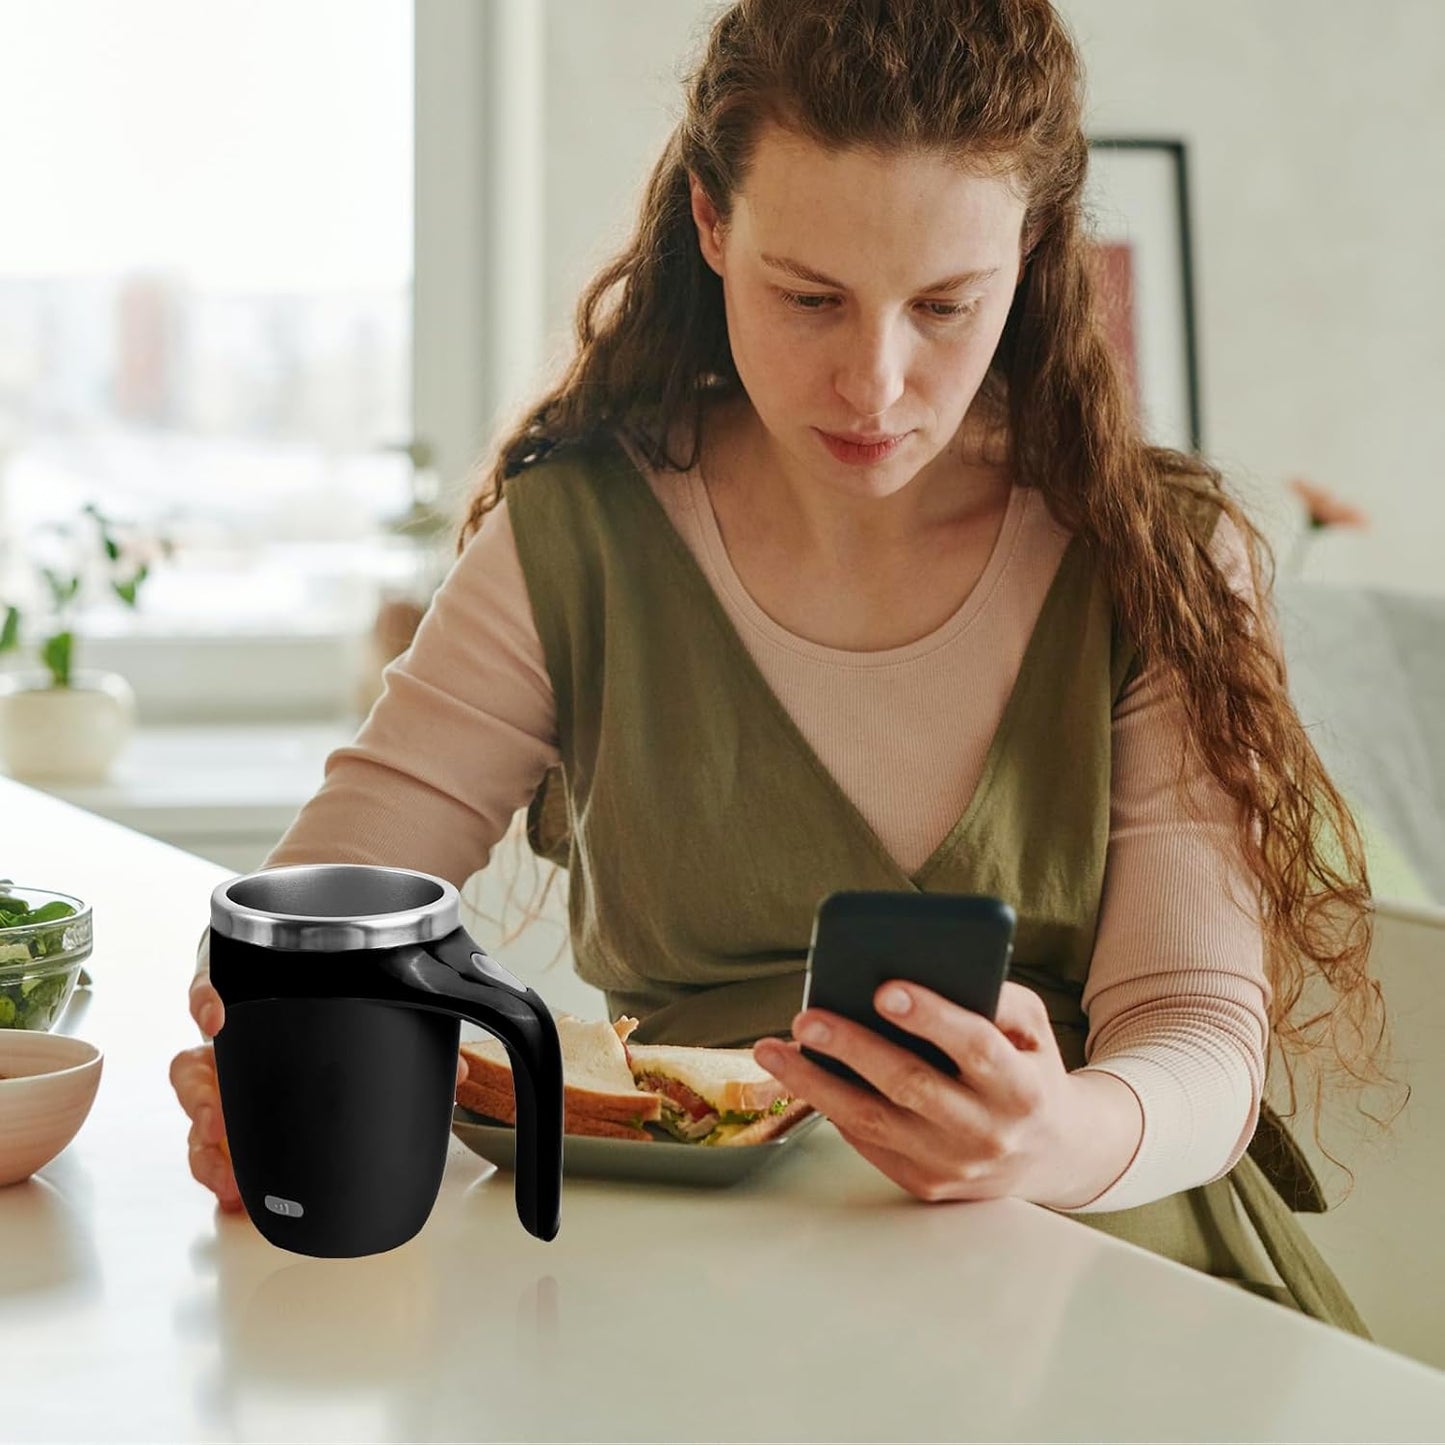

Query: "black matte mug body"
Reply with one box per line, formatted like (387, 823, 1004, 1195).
(209, 928, 562, 1257)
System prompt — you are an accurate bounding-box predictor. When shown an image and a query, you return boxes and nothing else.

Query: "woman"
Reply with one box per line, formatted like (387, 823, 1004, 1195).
(171, 0, 1401, 1334)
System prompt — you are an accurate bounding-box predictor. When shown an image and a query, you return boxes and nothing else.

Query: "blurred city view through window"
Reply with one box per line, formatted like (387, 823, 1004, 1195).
(0, 0, 416, 635)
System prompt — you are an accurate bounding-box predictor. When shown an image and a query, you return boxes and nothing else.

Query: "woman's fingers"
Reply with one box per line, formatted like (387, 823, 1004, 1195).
(168, 1044, 214, 1105)
(172, 1039, 242, 1209)
(186, 1117, 240, 1206)
(187, 1109, 219, 1152)
(192, 1130, 241, 1208)
(188, 972, 224, 1038)
(194, 1100, 223, 1144)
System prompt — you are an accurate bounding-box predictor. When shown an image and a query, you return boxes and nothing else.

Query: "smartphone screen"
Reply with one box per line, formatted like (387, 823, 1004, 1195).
(800, 890, 1015, 1090)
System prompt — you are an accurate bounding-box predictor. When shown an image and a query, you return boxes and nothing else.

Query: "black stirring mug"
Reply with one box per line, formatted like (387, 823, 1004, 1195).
(207, 863, 564, 1257)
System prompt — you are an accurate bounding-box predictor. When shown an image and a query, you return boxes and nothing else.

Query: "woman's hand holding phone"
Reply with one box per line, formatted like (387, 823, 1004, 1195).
(753, 979, 1106, 1210)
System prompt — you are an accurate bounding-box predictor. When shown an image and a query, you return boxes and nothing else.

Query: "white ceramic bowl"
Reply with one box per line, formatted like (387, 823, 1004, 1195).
(0, 1032, 103, 1187)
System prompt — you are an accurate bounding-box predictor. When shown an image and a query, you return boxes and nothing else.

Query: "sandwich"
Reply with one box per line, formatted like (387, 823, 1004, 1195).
(625, 1041, 813, 1146)
(456, 1014, 814, 1146)
(457, 1014, 661, 1141)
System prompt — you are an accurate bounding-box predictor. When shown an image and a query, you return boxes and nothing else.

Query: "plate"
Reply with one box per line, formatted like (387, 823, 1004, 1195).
(451, 1106, 823, 1187)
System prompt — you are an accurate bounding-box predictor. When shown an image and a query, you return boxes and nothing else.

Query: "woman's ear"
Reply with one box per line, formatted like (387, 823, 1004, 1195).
(1014, 214, 1041, 286)
(689, 174, 726, 275)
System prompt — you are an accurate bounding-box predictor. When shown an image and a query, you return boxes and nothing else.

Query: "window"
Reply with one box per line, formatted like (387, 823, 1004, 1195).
(0, 0, 417, 635)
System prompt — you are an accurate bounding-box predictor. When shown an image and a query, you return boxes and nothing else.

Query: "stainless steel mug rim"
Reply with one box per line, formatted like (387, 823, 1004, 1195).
(210, 863, 462, 951)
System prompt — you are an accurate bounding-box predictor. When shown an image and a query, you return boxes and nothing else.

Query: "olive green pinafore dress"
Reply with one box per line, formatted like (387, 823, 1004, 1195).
(502, 431, 1369, 1339)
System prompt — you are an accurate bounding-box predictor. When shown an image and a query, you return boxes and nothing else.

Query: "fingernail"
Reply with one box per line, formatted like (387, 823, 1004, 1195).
(797, 1019, 830, 1046)
(754, 1041, 786, 1069)
(880, 987, 911, 1015)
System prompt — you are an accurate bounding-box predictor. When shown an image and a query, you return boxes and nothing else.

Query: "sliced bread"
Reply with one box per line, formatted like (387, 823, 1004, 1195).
(457, 1014, 661, 1132)
(624, 1042, 790, 1114)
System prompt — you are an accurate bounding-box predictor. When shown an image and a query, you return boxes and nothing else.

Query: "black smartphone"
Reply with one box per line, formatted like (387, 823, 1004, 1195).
(800, 890, 1016, 1089)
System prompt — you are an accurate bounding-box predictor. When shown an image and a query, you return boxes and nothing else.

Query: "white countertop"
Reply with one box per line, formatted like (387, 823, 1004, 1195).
(5, 776, 1445, 1443)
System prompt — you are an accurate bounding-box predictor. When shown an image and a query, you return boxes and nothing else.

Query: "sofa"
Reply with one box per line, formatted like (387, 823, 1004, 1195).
(1272, 580, 1445, 908)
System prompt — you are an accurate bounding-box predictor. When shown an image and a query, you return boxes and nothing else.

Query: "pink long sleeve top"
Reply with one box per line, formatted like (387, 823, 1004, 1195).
(242, 439, 1271, 1215)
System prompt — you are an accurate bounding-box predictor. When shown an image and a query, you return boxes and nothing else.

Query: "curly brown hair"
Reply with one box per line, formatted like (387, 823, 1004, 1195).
(455, 0, 1404, 1185)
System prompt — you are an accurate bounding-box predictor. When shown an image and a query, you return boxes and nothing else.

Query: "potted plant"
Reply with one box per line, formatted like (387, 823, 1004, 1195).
(0, 502, 175, 783)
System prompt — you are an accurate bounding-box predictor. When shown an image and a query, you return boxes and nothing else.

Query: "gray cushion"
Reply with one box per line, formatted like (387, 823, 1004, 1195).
(1271, 581, 1445, 902)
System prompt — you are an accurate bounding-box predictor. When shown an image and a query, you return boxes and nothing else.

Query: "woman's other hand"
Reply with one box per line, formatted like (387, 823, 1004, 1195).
(170, 971, 472, 1215)
(170, 972, 243, 1212)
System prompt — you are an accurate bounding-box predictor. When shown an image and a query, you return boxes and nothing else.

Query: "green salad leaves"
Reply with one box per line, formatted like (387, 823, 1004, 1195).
(0, 891, 81, 1030)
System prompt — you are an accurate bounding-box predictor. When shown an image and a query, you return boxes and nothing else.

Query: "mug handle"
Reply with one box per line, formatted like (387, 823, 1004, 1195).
(380, 930, 564, 1241)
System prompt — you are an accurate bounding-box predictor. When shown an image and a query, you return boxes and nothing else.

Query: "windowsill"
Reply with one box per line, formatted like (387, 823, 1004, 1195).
(6, 681, 364, 876)
(2, 630, 370, 724)
(1, 535, 444, 722)
(15, 718, 357, 831)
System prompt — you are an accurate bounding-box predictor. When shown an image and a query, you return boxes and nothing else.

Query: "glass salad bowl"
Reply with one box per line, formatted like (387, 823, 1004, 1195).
(0, 883, 92, 1031)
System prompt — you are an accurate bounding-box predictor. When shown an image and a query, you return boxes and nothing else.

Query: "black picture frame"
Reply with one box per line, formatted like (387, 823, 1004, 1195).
(1083, 137, 1203, 454)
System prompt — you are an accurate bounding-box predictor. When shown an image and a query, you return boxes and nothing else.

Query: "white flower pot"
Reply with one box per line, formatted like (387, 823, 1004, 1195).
(0, 669, 137, 783)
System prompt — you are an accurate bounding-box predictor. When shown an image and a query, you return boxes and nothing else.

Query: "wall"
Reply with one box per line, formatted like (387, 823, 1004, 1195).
(536, 0, 1444, 592)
